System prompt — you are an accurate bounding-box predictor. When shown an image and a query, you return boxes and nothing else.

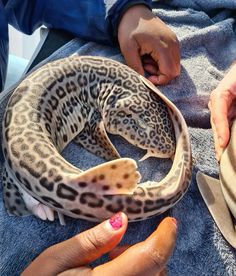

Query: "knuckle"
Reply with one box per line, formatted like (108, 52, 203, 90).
(210, 90, 217, 100)
(121, 41, 131, 53)
(165, 71, 177, 80)
(121, 38, 136, 53)
(120, 45, 130, 58)
(139, 243, 167, 270)
(211, 114, 218, 125)
(131, 64, 142, 74)
(163, 77, 171, 85)
(175, 70, 181, 77)
(148, 249, 167, 269)
(171, 69, 180, 78)
(171, 33, 179, 45)
(208, 100, 212, 110)
(80, 229, 104, 252)
(43, 246, 66, 266)
(165, 32, 179, 49)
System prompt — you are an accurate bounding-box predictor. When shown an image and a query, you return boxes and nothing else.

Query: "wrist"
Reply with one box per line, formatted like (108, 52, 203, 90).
(118, 4, 154, 44)
(118, 4, 154, 29)
(109, 1, 152, 43)
(120, 4, 153, 19)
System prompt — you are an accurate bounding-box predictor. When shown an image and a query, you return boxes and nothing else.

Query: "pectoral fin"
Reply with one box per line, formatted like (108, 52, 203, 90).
(139, 151, 157, 162)
(139, 150, 168, 162)
(74, 111, 120, 161)
(74, 158, 141, 195)
(196, 171, 236, 248)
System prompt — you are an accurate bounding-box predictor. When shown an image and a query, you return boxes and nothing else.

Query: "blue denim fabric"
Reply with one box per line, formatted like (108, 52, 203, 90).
(0, 1, 8, 91)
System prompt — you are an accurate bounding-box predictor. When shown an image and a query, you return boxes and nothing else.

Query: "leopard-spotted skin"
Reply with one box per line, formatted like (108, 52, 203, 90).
(2, 55, 192, 223)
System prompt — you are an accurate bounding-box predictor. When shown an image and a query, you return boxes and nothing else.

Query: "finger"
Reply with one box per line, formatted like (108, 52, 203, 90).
(209, 99, 220, 159)
(94, 217, 177, 276)
(209, 90, 232, 148)
(148, 74, 170, 85)
(109, 245, 131, 259)
(211, 115, 223, 161)
(121, 40, 145, 76)
(159, 268, 168, 276)
(22, 212, 128, 276)
(150, 42, 180, 85)
(142, 55, 160, 79)
(58, 267, 91, 276)
(143, 64, 159, 75)
(228, 98, 236, 122)
(60, 266, 168, 276)
(142, 54, 156, 65)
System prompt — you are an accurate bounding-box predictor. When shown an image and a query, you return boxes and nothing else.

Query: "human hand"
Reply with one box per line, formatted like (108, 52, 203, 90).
(118, 4, 180, 85)
(208, 62, 236, 161)
(21, 213, 177, 276)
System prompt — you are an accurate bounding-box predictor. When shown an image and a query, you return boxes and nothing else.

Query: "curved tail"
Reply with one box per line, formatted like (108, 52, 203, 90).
(137, 76, 192, 215)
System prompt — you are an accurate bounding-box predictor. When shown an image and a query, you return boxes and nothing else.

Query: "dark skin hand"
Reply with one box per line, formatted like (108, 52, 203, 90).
(118, 4, 180, 85)
(22, 214, 177, 276)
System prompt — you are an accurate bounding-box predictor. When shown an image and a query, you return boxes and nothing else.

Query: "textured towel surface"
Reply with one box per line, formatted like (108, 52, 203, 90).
(1, 1, 236, 275)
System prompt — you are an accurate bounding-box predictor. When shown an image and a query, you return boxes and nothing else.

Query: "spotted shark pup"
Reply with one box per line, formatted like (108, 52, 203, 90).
(2, 55, 192, 224)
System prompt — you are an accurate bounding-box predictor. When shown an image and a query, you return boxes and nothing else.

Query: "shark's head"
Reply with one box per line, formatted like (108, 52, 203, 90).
(103, 91, 176, 161)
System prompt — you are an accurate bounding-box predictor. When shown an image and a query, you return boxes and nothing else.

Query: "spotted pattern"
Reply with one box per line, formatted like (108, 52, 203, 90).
(2, 55, 192, 222)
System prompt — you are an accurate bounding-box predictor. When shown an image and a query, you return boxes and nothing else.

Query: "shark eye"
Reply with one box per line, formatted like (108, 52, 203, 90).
(137, 119, 147, 129)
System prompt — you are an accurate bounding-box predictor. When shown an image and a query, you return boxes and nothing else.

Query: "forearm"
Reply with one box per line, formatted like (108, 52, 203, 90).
(43, 0, 152, 45)
(3, 0, 152, 45)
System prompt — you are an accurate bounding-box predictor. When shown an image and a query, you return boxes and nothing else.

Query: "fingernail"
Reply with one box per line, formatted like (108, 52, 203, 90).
(109, 212, 123, 230)
(171, 218, 177, 227)
(218, 137, 223, 146)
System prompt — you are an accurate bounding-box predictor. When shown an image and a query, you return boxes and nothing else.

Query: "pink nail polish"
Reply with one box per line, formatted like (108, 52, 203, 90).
(109, 212, 123, 230)
(171, 218, 177, 226)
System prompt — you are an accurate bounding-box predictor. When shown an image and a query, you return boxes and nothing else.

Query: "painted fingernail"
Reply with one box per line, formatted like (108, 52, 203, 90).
(171, 218, 177, 227)
(109, 212, 123, 230)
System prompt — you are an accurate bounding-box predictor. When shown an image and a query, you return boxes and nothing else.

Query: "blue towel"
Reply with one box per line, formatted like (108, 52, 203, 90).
(0, 1, 236, 275)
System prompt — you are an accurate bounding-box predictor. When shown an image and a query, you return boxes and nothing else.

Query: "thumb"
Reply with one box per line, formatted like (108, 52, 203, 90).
(94, 217, 177, 276)
(149, 74, 171, 86)
(22, 212, 128, 276)
(145, 216, 177, 258)
(209, 89, 231, 148)
(121, 40, 144, 76)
